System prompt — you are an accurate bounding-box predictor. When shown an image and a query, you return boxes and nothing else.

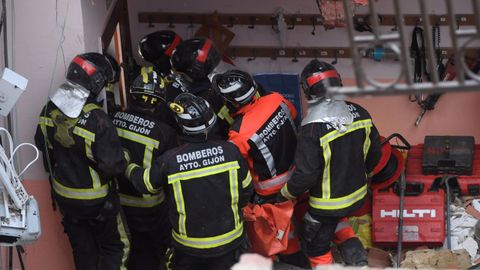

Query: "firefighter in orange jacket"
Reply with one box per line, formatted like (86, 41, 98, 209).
(211, 69, 297, 201)
(279, 60, 382, 267)
(211, 69, 307, 266)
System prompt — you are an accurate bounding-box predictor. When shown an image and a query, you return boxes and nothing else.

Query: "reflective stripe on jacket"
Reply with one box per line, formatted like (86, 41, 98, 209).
(229, 92, 298, 196)
(281, 101, 382, 217)
(127, 138, 253, 257)
(34, 101, 127, 209)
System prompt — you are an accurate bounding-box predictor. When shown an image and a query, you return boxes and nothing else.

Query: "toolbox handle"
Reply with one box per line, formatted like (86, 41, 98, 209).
(393, 181, 424, 196)
(383, 133, 411, 150)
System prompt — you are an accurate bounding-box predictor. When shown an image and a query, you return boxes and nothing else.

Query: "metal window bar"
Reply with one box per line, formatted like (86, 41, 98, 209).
(329, 0, 480, 97)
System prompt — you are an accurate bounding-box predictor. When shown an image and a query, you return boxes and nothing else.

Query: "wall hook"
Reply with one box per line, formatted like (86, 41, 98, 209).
(148, 16, 154, 28)
(230, 48, 237, 60)
(188, 16, 194, 29)
(168, 15, 175, 28)
(228, 16, 235, 28)
(248, 16, 256, 29)
(271, 49, 278, 60)
(331, 50, 338, 65)
(456, 16, 461, 30)
(292, 50, 299, 62)
(247, 48, 257, 61)
(288, 17, 296, 30)
(311, 16, 316, 35)
(391, 22, 398, 31)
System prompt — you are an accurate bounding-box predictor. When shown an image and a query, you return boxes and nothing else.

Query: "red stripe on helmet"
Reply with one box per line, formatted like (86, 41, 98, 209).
(165, 35, 182, 57)
(73, 56, 96, 76)
(306, 70, 338, 87)
(195, 39, 212, 63)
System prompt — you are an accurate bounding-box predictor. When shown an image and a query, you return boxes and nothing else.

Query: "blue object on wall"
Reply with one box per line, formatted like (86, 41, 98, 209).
(253, 73, 302, 125)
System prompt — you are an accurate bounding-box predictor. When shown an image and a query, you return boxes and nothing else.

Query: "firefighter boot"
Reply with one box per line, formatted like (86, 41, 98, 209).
(337, 237, 368, 266)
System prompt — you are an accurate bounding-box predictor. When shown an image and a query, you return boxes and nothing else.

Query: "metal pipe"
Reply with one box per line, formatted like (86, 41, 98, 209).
(472, 0, 480, 36)
(2, 0, 17, 167)
(328, 79, 480, 97)
(419, 0, 440, 84)
(353, 33, 400, 43)
(342, 0, 364, 89)
(446, 0, 465, 84)
(393, 0, 413, 85)
(396, 172, 406, 268)
(367, 0, 381, 42)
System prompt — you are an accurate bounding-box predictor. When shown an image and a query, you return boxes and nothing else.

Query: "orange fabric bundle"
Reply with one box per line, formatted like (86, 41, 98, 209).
(243, 201, 295, 256)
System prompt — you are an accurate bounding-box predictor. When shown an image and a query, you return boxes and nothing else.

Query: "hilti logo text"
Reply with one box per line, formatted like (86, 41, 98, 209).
(380, 209, 436, 218)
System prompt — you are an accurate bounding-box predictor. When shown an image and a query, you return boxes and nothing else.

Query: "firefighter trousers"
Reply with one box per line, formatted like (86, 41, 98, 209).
(169, 245, 245, 270)
(300, 214, 340, 258)
(125, 203, 171, 270)
(62, 212, 130, 270)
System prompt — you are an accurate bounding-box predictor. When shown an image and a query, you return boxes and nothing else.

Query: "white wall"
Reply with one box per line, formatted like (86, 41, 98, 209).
(7, 0, 84, 180)
(6, 0, 112, 179)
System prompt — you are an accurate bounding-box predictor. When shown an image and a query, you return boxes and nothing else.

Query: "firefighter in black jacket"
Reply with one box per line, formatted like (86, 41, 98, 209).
(111, 67, 177, 270)
(170, 38, 234, 138)
(34, 53, 130, 270)
(279, 60, 382, 267)
(125, 93, 253, 270)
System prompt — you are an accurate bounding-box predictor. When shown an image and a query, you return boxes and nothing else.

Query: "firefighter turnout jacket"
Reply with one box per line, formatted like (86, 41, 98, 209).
(35, 101, 128, 217)
(126, 136, 253, 257)
(229, 92, 298, 196)
(281, 101, 381, 217)
(111, 107, 177, 212)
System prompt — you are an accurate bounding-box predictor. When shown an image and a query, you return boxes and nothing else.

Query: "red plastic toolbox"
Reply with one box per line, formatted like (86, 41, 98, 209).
(406, 144, 480, 195)
(372, 182, 445, 247)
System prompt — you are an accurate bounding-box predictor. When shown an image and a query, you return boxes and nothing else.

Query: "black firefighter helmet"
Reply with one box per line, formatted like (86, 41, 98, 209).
(170, 93, 217, 135)
(300, 59, 343, 100)
(170, 37, 221, 82)
(130, 67, 168, 111)
(66, 52, 113, 96)
(138, 30, 182, 75)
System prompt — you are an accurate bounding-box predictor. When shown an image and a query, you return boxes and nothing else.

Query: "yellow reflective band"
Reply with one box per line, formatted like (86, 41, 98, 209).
(363, 127, 371, 160)
(125, 163, 139, 179)
(143, 168, 159, 193)
(280, 184, 297, 200)
(168, 161, 240, 183)
(119, 192, 165, 208)
(39, 116, 54, 127)
(116, 128, 160, 150)
(218, 105, 234, 125)
(39, 118, 53, 149)
(319, 119, 373, 146)
(52, 178, 109, 200)
(322, 144, 332, 199)
(242, 171, 252, 188)
(309, 184, 368, 210)
(172, 225, 243, 249)
(172, 181, 187, 235)
(229, 169, 240, 226)
(89, 167, 101, 189)
(73, 126, 96, 142)
(85, 140, 94, 161)
(83, 103, 100, 113)
(141, 66, 153, 83)
(143, 146, 154, 167)
(116, 213, 130, 270)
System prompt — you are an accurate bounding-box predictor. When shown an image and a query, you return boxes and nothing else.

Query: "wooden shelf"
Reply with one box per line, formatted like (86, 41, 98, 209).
(138, 12, 477, 28)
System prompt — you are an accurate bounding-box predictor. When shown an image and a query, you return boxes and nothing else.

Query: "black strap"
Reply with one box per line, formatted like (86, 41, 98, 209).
(410, 26, 430, 83)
